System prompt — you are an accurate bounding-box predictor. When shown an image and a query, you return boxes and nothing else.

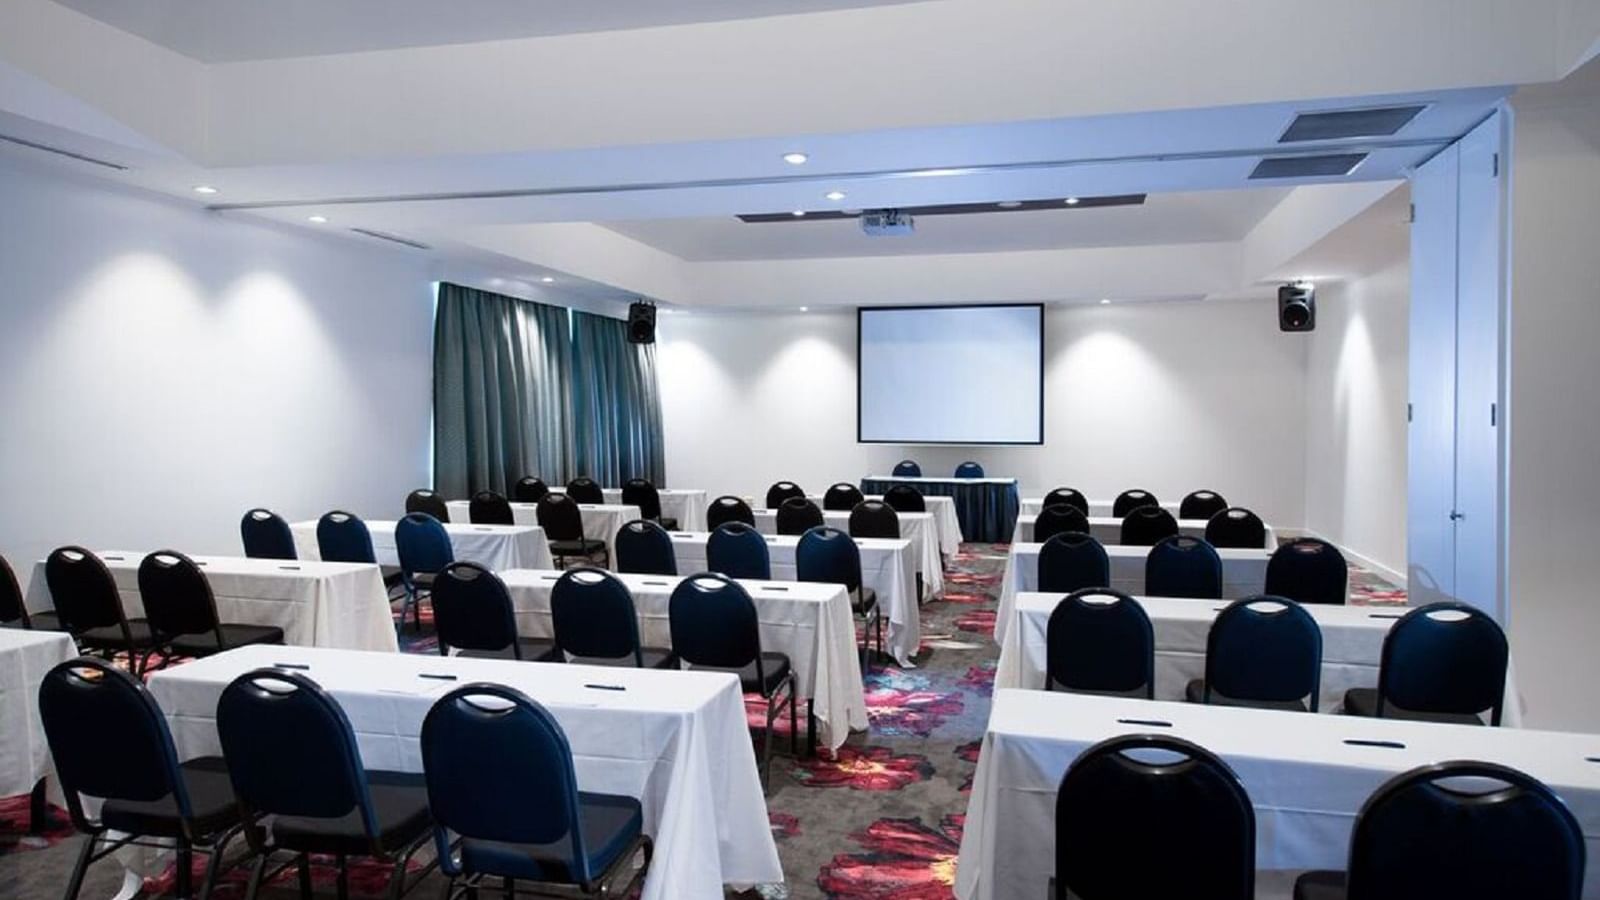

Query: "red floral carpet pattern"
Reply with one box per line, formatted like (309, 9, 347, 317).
(791, 746, 935, 792)
(816, 815, 965, 900)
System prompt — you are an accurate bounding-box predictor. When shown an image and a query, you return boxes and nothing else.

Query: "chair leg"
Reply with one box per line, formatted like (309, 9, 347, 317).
(28, 777, 47, 834)
(243, 851, 269, 900)
(502, 877, 514, 900)
(807, 701, 818, 758)
(197, 828, 238, 900)
(387, 854, 409, 900)
(175, 841, 194, 899)
(297, 853, 313, 899)
(337, 853, 351, 900)
(61, 834, 97, 900)
(790, 683, 799, 756)
(761, 697, 776, 792)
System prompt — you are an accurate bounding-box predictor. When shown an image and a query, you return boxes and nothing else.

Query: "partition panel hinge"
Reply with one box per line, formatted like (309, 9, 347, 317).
(1407, 203, 1416, 224)
(1492, 152, 1500, 177)
(1407, 402, 1413, 423)
(1490, 402, 1497, 426)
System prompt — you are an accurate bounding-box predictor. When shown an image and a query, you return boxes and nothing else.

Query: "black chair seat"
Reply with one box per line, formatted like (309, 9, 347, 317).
(169, 624, 286, 656)
(457, 638, 562, 663)
(567, 648, 678, 670)
(1048, 680, 1150, 699)
(29, 611, 64, 631)
(1343, 687, 1484, 725)
(550, 539, 607, 556)
(1185, 678, 1309, 712)
(657, 517, 679, 531)
(78, 619, 162, 651)
(100, 756, 239, 839)
(1292, 870, 1346, 900)
(853, 586, 877, 615)
(699, 651, 792, 696)
(271, 770, 431, 855)
(459, 792, 643, 883)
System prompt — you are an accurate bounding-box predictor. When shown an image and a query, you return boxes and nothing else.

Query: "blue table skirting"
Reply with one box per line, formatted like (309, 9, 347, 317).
(861, 477, 1021, 544)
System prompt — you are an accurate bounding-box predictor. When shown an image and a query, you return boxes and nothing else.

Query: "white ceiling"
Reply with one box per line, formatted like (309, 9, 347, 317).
(48, 0, 926, 62)
(602, 188, 1292, 261)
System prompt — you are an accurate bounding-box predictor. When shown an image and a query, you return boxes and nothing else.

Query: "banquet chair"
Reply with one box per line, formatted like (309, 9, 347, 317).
(565, 477, 605, 505)
(1264, 537, 1348, 605)
(39, 658, 245, 900)
(776, 497, 825, 536)
(615, 520, 678, 576)
(954, 461, 985, 478)
(317, 510, 406, 597)
(1042, 487, 1090, 516)
(765, 481, 806, 510)
(420, 684, 652, 900)
(707, 495, 756, 531)
(1120, 506, 1180, 547)
(1188, 596, 1322, 711)
(1180, 489, 1231, 521)
(45, 546, 161, 675)
(0, 552, 59, 630)
(1053, 735, 1254, 900)
(468, 490, 515, 526)
(1045, 588, 1154, 697)
(140, 550, 283, 665)
(395, 513, 454, 634)
(1145, 535, 1223, 599)
(405, 488, 451, 523)
(797, 526, 884, 667)
(621, 477, 678, 529)
(848, 500, 900, 539)
(512, 477, 550, 504)
(240, 508, 297, 560)
(1343, 602, 1508, 725)
(1033, 504, 1090, 544)
(892, 460, 922, 478)
(551, 567, 675, 668)
(707, 523, 771, 581)
(1111, 489, 1159, 518)
(1037, 533, 1109, 594)
(823, 482, 866, 511)
(538, 493, 609, 568)
(431, 561, 558, 662)
(1205, 507, 1268, 549)
(668, 574, 795, 790)
(1293, 762, 1582, 900)
(217, 669, 437, 900)
(882, 484, 926, 513)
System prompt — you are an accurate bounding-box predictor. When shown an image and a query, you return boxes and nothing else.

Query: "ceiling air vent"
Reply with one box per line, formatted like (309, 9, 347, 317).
(349, 228, 431, 250)
(738, 194, 1145, 223)
(1249, 153, 1368, 180)
(0, 133, 129, 170)
(1279, 105, 1426, 143)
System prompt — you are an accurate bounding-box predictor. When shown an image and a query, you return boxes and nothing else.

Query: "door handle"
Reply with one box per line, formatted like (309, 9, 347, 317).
(1449, 511, 1465, 521)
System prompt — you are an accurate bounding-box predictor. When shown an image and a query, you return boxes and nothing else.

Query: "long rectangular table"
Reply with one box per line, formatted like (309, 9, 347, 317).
(668, 531, 920, 666)
(956, 690, 1600, 899)
(994, 542, 1274, 644)
(1011, 513, 1277, 550)
(860, 476, 1019, 543)
(806, 494, 962, 557)
(601, 489, 708, 532)
(290, 520, 554, 572)
(147, 645, 783, 900)
(994, 592, 1523, 723)
(1021, 497, 1183, 518)
(752, 508, 944, 599)
(25, 553, 398, 652)
(0, 629, 78, 799)
(500, 570, 867, 750)
(444, 501, 639, 568)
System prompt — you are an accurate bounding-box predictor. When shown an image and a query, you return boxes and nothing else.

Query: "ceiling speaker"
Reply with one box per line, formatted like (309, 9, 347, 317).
(627, 301, 656, 344)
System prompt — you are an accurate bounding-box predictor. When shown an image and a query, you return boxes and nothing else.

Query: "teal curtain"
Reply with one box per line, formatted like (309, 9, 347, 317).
(570, 310, 666, 486)
(433, 283, 573, 497)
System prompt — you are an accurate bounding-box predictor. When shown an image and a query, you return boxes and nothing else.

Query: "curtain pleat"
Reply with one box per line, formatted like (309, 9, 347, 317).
(570, 310, 667, 487)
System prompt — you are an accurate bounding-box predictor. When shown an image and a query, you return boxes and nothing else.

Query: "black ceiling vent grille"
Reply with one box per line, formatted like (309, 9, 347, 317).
(1249, 153, 1368, 180)
(1279, 105, 1426, 143)
(738, 193, 1144, 223)
(349, 227, 431, 250)
(0, 133, 129, 170)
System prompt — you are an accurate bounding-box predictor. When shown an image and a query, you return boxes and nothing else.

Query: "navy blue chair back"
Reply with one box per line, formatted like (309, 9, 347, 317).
(668, 574, 764, 673)
(1111, 489, 1159, 518)
(536, 493, 587, 542)
(317, 510, 378, 565)
(882, 484, 926, 513)
(823, 483, 866, 511)
(1264, 537, 1348, 605)
(241, 508, 296, 560)
(1055, 735, 1254, 900)
(615, 520, 677, 576)
(431, 562, 520, 656)
(1379, 602, 1508, 724)
(1145, 535, 1223, 598)
(0, 553, 26, 626)
(139, 550, 220, 639)
(513, 477, 549, 504)
(891, 460, 922, 478)
(406, 489, 450, 523)
(551, 568, 645, 664)
(1042, 487, 1089, 516)
(1204, 507, 1267, 549)
(1179, 490, 1230, 521)
(796, 526, 863, 594)
(707, 495, 755, 531)
(765, 481, 805, 510)
(1120, 506, 1179, 546)
(776, 497, 825, 536)
(954, 461, 985, 478)
(45, 546, 125, 632)
(469, 490, 514, 525)
(421, 685, 592, 877)
(565, 477, 605, 505)
(1037, 533, 1109, 594)
(1206, 597, 1322, 709)
(707, 523, 771, 580)
(396, 513, 455, 582)
(1343, 762, 1583, 900)
(1034, 505, 1090, 543)
(1045, 588, 1154, 696)
(849, 500, 899, 539)
(620, 479, 664, 521)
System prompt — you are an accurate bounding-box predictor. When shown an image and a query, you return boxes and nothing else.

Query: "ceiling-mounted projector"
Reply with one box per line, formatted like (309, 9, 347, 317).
(861, 209, 914, 236)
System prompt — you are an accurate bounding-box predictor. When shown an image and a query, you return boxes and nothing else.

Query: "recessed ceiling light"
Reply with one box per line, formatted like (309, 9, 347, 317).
(825, 190, 847, 202)
(307, 215, 328, 223)
(1065, 197, 1081, 206)
(192, 185, 218, 195)
(997, 201, 1022, 209)
(783, 152, 809, 165)
(541, 276, 555, 283)
(1100, 298, 1112, 305)
(799, 306, 809, 312)
(791, 210, 806, 217)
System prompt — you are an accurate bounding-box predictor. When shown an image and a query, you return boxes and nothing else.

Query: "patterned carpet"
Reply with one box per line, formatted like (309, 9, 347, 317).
(0, 541, 1405, 899)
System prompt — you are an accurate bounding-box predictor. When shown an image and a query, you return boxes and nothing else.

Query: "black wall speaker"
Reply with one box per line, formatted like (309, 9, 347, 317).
(626, 301, 657, 344)
(1278, 283, 1316, 332)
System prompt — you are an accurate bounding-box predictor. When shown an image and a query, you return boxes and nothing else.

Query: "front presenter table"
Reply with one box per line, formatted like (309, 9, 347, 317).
(860, 476, 1019, 543)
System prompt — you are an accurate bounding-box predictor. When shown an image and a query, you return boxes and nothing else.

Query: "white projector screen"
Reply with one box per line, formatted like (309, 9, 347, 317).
(858, 304, 1044, 445)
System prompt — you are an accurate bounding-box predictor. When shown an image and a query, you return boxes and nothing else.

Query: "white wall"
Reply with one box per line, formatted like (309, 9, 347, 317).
(659, 299, 1311, 526)
(0, 158, 434, 589)
(1302, 259, 1410, 580)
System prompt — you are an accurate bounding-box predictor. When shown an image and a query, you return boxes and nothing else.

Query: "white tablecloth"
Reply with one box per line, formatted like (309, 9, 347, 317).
(1021, 497, 1185, 518)
(668, 531, 921, 666)
(25, 553, 398, 653)
(994, 543, 1271, 645)
(290, 520, 554, 573)
(753, 509, 944, 599)
(146, 645, 783, 900)
(444, 502, 639, 569)
(602, 489, 708, 533)
(994, 592, 1524, 724)
(808, 495, 961, 557)
(1012, 514, 1277, 550)
(500, 570, 867, 750)
(0, 629, 78, 797)
(956, 690, 1598, 900)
